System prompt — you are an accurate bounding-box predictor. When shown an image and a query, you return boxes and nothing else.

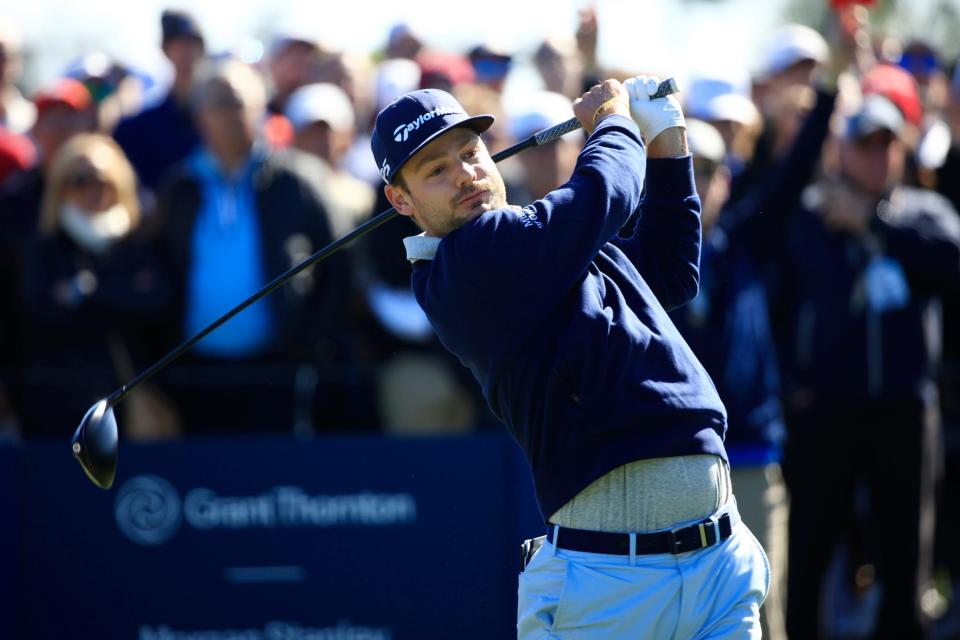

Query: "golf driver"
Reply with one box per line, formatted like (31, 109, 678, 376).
(72, 77, 679, 489)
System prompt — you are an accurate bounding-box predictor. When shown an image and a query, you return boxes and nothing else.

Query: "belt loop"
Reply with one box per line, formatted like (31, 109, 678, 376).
(629, 533, 637, 565)
(552, 525, 560, 556)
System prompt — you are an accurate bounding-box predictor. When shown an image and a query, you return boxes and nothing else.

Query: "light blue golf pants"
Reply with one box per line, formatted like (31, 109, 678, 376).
(517, 499, 770, 639)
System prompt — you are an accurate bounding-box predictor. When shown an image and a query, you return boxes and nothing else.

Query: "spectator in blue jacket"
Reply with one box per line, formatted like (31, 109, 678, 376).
(154, 59, 355, 435)
(371, 78, 769, 636)
(776, 92, 960, 640)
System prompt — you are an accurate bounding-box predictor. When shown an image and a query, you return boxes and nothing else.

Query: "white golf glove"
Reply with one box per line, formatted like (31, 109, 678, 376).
(623, 75, 685, 144)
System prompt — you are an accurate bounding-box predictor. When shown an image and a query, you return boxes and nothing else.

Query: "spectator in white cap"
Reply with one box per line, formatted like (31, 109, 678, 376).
(285, 82, 373, 237)
(759, 24, 828, 89)
(684, 69, 762, 187)
(287, 83, 354, 167)
(506, 90, 581, 202)
(753, 23, 830, 125)
(373, 58, 421, 116)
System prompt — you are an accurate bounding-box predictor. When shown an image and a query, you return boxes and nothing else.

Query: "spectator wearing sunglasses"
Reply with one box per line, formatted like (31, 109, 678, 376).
(18, 134, 173, 439)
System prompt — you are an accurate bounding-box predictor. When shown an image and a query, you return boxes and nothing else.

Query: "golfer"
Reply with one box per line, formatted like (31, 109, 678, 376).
(371, 76, 769, 638)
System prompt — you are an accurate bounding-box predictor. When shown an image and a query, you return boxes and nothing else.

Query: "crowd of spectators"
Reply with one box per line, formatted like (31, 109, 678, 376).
(1, 5, 959, 638)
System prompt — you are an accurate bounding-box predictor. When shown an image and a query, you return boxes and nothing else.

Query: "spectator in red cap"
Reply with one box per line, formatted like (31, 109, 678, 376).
(415, 50, 474, 93)
(2, 77, 93, 221)
(861, 61, 943, 194)
(32, 78, 95, 148)
(861, 62, 923, 128)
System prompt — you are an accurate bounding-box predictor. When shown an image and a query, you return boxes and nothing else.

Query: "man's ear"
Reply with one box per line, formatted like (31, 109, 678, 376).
(385, 182, 415, 218)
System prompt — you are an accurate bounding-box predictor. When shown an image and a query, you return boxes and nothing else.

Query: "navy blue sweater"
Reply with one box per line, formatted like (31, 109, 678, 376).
(409, 115, 728, 518)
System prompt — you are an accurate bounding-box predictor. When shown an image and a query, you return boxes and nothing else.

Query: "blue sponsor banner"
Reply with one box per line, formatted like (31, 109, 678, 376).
(0, 441, 19, 640)
(17, 435, 542, 639)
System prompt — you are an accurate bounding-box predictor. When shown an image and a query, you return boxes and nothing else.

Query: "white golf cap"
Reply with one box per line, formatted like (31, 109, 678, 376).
(285, 82, 355, 133)
(761, 24, 828, 78)
(685, 118, 726, 164)
(685, 72, 760, 126)
(844, 94, 904, 140)
(507, 90, 574, 141)
(374, 58, 422, 112)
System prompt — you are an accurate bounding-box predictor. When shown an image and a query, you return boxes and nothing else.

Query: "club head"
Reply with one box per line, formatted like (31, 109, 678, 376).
(71, 399, 118, 489)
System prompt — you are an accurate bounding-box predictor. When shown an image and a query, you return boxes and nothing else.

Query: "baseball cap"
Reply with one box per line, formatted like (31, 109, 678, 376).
(468, 44, 513, 83)
(371, 88, 493, 184)
(685, 72, 759, 126)
(844, 94, 904, 140)
(33, 78, 91, 116)
(374, 59, 422, 112)
(161, 9, 203, 45)
(416, 51, 475, 90)
(898, 40, 940, 79)
(861, 63, 922, 127)
(760, 24, 828, 78)
(685, 118, 726, 164)
(285, 83, 355, 133)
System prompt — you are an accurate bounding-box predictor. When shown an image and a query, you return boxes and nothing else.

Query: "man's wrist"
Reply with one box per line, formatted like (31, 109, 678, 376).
(647, 127, 688, 158)
(589, 99, 629, 133)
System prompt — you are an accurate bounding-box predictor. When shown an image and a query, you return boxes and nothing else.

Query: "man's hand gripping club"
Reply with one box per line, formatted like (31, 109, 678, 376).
(573, 76, 688, 159)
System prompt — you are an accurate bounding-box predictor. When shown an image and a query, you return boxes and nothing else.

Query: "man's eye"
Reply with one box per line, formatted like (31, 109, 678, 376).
(464, 148, 479, 159)
(429, 166, 444, 177)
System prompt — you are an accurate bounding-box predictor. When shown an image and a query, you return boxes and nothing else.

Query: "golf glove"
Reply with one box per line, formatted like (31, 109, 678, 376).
(623, 75, 685, 144)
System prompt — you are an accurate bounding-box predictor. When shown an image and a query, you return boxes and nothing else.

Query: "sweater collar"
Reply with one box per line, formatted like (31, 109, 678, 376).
(403, 233, 442, 262)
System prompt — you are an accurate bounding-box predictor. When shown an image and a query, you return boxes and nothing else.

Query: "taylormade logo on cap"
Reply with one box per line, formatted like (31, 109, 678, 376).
(392, 106, 465, 142)
(371, 88, 495, 184)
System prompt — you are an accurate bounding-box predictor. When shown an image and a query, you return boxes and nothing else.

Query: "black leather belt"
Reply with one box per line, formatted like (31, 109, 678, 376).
(547, 513, 734, 556)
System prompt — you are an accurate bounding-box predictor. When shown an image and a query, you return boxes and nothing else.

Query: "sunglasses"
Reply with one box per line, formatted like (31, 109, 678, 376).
(65, 172, 110, 189)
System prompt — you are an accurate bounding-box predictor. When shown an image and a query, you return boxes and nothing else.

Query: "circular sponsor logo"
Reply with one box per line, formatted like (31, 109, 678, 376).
(114, 475, 182, 546)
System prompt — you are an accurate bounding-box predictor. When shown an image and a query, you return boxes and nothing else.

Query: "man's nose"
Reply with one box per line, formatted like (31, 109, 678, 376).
(454, 161, 478, 186)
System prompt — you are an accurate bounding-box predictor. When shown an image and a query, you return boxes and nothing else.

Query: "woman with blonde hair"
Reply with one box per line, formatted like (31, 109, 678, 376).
(19, 133, 176, 439)
(38, 133, 141, 246)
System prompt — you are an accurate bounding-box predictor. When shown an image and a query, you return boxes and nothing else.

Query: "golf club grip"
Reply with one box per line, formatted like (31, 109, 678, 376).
(532, 77, 679, 147)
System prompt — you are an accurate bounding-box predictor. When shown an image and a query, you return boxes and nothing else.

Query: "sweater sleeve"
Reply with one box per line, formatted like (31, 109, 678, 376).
(448, 114, 647, 305)
(609, 156, 703, 310)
